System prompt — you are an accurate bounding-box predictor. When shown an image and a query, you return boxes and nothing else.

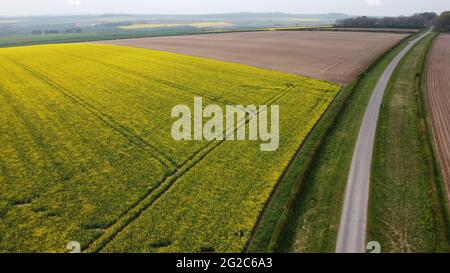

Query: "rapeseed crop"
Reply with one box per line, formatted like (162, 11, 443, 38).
(0, 43, 339, 252)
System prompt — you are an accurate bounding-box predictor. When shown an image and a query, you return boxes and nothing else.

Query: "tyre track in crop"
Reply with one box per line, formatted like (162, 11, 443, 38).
(7, 58, 176, 171)
(2, 44, 305, 252)
(50, 48, 294, 168)
(51, 49, 241, 108)
(7, 52, 296, 252)
(84, 84, 297, 253)
(176, 83, 297, 167)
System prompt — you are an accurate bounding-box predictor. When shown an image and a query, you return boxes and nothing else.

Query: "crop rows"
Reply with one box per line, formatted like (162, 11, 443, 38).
(425, 34, 450, 199)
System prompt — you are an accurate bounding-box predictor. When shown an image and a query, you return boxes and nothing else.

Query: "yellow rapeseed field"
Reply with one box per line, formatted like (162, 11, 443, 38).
(0, 43, 340, 252)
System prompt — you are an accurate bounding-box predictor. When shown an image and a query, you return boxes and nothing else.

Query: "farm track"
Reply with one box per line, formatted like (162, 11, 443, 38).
(6, 58, 177, 171)
(84, 84, 297, 252)
(425, 34, 450, 200)
(336, 31, 431, 253)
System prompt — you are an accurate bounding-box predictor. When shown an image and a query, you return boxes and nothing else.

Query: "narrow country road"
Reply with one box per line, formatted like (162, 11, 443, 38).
(335, 30, 431, 253)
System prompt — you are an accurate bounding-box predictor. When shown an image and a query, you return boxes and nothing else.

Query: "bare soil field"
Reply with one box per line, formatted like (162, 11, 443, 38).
(425, 34, 450, 200)
(322, 28, 419, 34)
(95, 31, 407, 84)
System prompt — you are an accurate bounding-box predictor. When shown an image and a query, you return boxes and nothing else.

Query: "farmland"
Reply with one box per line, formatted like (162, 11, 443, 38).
(97, 31, 408, 84)
(0, 13, 349, 49)
(425, 34, 450, 201)
(0, 43, 339, 252)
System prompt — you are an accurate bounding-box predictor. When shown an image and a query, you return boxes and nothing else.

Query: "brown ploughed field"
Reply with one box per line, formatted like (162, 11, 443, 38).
(95, 31, 407, 84)
(425, 34, 450, 200)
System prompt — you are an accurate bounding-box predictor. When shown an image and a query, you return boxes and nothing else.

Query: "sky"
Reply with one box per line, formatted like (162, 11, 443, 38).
(0, 0, 448, 17)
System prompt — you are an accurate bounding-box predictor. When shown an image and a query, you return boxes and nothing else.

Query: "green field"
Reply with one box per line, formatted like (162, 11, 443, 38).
(367, 33, 450, 252)
(0, 43, 339, 252)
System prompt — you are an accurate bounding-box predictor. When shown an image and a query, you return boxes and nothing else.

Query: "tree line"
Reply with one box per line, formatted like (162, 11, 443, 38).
(437, 11, 450, 32)
(31, 28, 82, 35)
(335, 12, 439, 29)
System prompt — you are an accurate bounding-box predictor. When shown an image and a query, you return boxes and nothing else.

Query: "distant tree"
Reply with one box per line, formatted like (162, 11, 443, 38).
(420, 12, 439, 26)
(31, 30, 43, 35)
(101, 21, 133, 27)
(44, 30, 59, 34)
(437, 11, 450, 32)
(64, 28, 82, 34)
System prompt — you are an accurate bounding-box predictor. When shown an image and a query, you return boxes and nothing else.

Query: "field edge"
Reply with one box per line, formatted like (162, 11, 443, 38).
(246, 32, 414, 253)
(420, 33, 450, 249)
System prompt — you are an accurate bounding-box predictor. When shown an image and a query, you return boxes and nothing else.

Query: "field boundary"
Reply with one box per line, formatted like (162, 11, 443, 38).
(246, 33, 414, 252)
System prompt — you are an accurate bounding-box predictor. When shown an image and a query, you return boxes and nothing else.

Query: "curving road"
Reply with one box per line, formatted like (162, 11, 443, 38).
(335, 30, 431, 253)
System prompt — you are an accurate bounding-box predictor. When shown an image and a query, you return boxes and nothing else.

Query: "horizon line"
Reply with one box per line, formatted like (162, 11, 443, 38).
(0, 10, 436, 18)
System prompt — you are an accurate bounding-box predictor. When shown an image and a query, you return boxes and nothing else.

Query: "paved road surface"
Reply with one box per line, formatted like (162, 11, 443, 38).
(335, 31, 431, 253)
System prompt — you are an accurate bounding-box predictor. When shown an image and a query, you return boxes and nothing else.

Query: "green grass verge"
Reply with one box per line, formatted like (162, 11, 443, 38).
(247, 32, 418, 253)
(367, 32, 450, 252)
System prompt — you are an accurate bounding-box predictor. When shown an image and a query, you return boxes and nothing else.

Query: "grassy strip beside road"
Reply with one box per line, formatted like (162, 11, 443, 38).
(248, 32, 417, 253)
(367, 32, 450, 252)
